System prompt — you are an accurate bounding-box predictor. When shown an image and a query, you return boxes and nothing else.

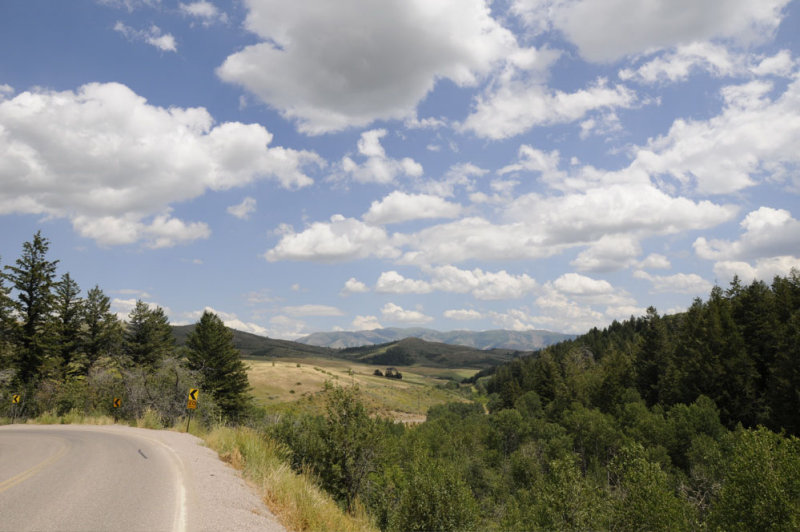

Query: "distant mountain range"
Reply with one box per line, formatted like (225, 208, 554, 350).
(171, 325, 573, 370)
(297, 327, 574, 350)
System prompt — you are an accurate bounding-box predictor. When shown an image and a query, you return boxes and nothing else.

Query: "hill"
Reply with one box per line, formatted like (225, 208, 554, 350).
(337, 337, 528, 368)
(171, 324, 334, 358)
(297, 327, 574, 350)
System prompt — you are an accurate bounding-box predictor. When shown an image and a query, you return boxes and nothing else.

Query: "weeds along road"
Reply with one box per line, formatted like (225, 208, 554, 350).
(0, 424, 284, 532)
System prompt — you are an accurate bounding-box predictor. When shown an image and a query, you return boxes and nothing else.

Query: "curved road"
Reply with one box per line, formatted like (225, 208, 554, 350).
(0, 424, 284, 532)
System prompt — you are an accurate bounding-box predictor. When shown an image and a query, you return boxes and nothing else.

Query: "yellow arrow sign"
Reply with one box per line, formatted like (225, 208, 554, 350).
(188, 388, 199, 401)
(113, 397, 121, 408)
(12, 394, 20, 404)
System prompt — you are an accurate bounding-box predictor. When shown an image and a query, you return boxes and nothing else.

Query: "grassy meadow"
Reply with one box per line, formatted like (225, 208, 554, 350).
(245, 356, 477, 421)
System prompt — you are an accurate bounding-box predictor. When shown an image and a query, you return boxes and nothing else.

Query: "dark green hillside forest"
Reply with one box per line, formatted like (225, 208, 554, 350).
(270, 272, 800, 531)
(2, 232, 799, 530)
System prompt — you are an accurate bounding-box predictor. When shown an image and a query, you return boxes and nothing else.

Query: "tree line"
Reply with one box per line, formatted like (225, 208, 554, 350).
(0, 231, 250, 423)
(267, 272, 800, 531)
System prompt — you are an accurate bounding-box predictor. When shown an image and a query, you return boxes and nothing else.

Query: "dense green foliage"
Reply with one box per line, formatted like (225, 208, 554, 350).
(268, 272, 800, 530)
(0, 232, 250, 426)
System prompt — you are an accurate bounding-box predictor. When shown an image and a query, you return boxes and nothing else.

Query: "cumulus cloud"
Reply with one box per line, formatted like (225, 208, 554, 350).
(629, 77, 800, 194)
(444, 309, 483, 320)
(634, 270, 714, 295)
(416, 162, 486, 197)
(694, 207, 800, 261)
(513, 0, 791, 62)
(375, 271, 432, 294)
(636, 253, 672, 270)
(337, 129, 423, 184)
(264, 215, 398, 262)
(179, 1, 228, 24)
(227, 197, 256, 219)
(619, 44, 796, 84)
(461, 77, 637, 139)
(571, 234, 642, 272)
(218, 0, 521, 134)
(713, 256, 800, 283)
(428, 265, 537, 300)
(553, 273, 614, 296)
(341, 277, 369, 295)
(381, 302, 434, 324)
(0, 82, 321, 247)
(363, 191, 462, 225)
(352, 315, 383, 330)
(114, 21, 177, 52)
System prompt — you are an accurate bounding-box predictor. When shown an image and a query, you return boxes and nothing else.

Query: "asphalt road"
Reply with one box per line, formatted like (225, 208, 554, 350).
(0, 424, 284, 532)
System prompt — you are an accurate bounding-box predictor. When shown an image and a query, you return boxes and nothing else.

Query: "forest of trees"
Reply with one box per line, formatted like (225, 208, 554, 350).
(0, 232, 251, 424)
(269, 271, 800, 530)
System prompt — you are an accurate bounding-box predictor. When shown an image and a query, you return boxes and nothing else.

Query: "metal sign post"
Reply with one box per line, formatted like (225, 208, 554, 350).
(112, 397, 121, 423)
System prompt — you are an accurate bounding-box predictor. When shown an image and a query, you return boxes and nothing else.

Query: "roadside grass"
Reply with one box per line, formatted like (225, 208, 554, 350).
(203, 425, 375, 532)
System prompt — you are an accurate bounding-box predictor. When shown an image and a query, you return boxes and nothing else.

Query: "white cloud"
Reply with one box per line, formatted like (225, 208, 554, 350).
(381, 302, 434, 324)
(227, 197, 257, 219)
(179, 1, 228, 24)
(461, 77, 636, 139)
(218, 0, 521, 134)
(571, 234, 642, 272)
(416, 162, 485, 197)
(352, 315, 383, 330)
(636, 253, 672, 270)
(428, 265, 537, 300)
(375, 271, 432, 294)
(341, 277, 369, 295)
(553, 273, 614, 296)
(0, 82, 321, 247)
(619, 43, 796, 84)
(713, 256, 800, 283)
(267, 315, 308, 340)
(634, 270, 714, 294)
(337, 129, 423, 184)
(694, 207, 800, 261)
(444, 309, 483, 320)
(631, 76, 800, 195)
(363, 191, 462, 224)
(282, 304, 345, 317)
(264, 215, 398, 262)
(513, 0, 791, 62)
(114, 21, 177, 52)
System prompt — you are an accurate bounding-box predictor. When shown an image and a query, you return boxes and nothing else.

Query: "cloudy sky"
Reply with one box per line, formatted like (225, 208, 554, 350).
(1, 0, 799, 338)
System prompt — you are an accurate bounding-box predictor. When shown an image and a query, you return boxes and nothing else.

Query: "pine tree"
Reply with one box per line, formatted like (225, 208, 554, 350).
(2, 231, 59, 383)
(53, 272, 84, 371)
(82, 285, 123, 366)
(185, 310, 250, 419)
(124, 299, 174, 368)
(0, 256, 17, 370)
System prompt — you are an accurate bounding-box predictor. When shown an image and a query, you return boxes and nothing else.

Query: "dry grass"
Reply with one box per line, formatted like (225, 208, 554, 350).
(246, 356, 475, 419)
(203, 425, 375, 532)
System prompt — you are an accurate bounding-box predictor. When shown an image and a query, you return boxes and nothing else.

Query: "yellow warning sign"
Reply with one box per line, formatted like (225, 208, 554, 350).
(187, 399, 197, 410)
(113, 397, 121, 408)
(12, 394, 20, 404)
(188, 388, 199, 401)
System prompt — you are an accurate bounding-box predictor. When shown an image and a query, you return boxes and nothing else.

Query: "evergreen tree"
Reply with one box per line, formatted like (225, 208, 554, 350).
(0, 257, 17, 370)
(82, 285, 123, 366)
(124, 299, 174, 367)
(185, 310, 250, 419)
(53, 272, 84, 371)
(2, 231, 59, 383)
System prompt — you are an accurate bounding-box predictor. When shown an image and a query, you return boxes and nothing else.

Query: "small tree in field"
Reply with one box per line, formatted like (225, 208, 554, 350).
(185, 310, 250, 420)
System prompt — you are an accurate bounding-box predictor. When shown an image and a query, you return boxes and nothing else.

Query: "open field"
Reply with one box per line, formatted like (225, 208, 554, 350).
(245, 356, 478, 421)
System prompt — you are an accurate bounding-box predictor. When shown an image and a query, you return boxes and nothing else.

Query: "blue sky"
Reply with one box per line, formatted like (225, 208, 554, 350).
(1, 0, 799, 338)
